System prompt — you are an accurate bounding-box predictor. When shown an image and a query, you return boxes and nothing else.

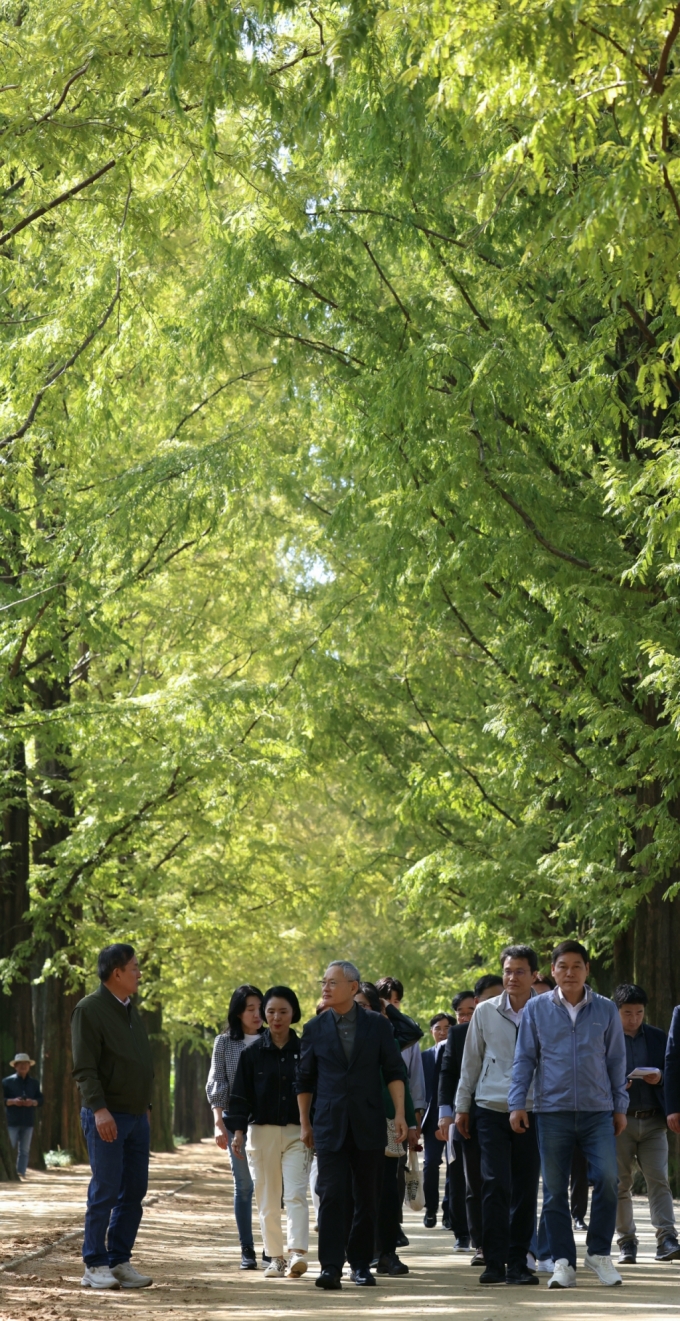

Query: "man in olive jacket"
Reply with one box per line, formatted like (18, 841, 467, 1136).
(71, 944, 154, 1291)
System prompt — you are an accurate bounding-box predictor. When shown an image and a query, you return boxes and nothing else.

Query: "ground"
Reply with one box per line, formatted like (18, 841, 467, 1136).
(2, 1141, 680, 1320)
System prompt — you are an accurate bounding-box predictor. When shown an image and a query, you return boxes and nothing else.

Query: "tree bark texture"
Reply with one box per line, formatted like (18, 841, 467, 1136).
(0, 1099, 20, 1181)
(141, 1003, 174, 1152)
(0, 734, 33, 1077)
(173, 1036, 212, 1142)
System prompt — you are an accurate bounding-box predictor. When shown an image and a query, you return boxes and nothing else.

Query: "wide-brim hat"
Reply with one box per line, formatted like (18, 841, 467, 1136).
(10, 1053, 35, 1067)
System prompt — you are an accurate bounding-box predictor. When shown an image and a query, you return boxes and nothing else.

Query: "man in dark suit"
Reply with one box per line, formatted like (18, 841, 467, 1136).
(297, 960, 407, 1290)
(421, 1013, 455, 1229)
(438, 974, 503, 1263)
(613, 984, 679, 1263)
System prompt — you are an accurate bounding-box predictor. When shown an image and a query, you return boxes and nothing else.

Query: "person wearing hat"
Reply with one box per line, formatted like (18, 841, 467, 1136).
(2, 1052, 43, 1176)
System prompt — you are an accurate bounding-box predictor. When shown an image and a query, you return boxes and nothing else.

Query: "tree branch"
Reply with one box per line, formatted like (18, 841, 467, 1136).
(0, 157, 116, 248)
(651, 4, 680, 94)
(32, 60, 91, 127)
(0, 275, 120, 450)
(361, 239, 410, 322)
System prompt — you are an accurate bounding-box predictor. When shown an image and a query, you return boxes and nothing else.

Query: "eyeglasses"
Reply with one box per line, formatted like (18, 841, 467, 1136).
(320, 979, 341, 989)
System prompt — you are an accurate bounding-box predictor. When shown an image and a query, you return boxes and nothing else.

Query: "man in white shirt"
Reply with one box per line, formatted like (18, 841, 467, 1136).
(455, 945, 540, 1286)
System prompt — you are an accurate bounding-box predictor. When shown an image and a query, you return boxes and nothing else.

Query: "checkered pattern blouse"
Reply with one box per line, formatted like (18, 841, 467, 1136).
(205, 1034, 252, 1112)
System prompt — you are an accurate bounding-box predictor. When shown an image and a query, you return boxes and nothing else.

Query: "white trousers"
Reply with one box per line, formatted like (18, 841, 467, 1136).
(246, 1123, 311, 1259)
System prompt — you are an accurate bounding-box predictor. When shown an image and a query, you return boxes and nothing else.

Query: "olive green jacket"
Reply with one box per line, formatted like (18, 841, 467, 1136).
(71, 984, 153, 1115)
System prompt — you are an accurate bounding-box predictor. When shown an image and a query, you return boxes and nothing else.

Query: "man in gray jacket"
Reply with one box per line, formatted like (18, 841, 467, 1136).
(455, 945, 540, 1286)
(509, 939, 628, 1290)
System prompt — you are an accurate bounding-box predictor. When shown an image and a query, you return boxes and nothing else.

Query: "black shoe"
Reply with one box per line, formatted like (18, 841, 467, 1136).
(656, 1235, 680, 1261)
(618, 1240, 637, 1265)
(396, 1230, 409, 1248)
(376, 1253, 409, 1276)
(506, 1268, 539, 1285)
(572, 1217, 588, 1231)
(471, 1248, 485, 1267)
(369, 1256, 379, 1268)
(454, 1236, 471, 1251)
(479, 1266, 506, 1284)
(240, 1246, 257, 1271)
(423, 1213, 437, 1228)
(441, 1213, 452, 1230)
(262, 1252, 271, 1264)
(353, 1267, 376, 1286)
(316, 1268, 342, 1290)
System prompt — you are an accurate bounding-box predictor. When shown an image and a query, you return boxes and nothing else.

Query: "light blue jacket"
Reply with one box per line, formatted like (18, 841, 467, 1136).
(508, 986, 629, 1114)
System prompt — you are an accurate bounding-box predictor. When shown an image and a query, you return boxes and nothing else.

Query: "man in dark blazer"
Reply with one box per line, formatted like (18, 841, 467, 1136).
(614, 984, 679, 1263)
(297, 960, 407, 1290)
(421, 1013, 456, 1230)
(438, 975, 503, 1261)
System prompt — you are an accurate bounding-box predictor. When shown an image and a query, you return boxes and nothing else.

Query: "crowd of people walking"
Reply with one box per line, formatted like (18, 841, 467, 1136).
(7, 939, 680, 1291)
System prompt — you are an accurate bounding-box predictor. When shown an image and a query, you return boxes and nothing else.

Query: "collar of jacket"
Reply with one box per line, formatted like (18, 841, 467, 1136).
(496, 987, 537, 1019)
(550, 984, 593, 1010)
(97, 984, 133, 1015)
(260, 1028, 299, 1052)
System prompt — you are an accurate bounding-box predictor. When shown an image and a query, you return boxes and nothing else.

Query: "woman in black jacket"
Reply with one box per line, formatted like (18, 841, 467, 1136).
(227, 986, 310, 1280)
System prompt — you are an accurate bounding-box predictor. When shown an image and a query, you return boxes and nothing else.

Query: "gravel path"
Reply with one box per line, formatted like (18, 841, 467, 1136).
(2, 1140, 680, 1320)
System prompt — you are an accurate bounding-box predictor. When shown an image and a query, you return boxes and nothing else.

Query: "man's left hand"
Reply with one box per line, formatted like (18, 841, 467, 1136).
(613, 1112, 627, 1137)
(393, 1114, 408, 1143)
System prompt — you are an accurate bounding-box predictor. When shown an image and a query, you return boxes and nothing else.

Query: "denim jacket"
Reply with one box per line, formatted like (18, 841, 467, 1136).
(508, 986, 629, 1114)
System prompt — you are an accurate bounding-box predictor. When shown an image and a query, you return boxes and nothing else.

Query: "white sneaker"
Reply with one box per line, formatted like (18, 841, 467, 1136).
(81, 1265, 120, 1290)
(536, 1257, 555, 1273)
(263, 1256, 287, 1278)
(548, 1259, 577, 1289)
(110, 1262, 152, 1288)
(286, 1252, 308, 1277)
(584, 1252, 622, 1286)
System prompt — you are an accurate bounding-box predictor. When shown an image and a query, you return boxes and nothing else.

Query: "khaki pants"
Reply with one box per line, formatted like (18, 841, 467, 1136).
(616, 1115, 675, 1244)
(246, 1124, 311, 1259)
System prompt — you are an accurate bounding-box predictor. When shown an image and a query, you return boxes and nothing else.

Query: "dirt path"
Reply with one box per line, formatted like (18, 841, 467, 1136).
(2, 1140, 680, 1320)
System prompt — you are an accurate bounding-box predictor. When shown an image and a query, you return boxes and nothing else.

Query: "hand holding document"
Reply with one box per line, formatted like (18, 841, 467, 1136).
(628, 1066, 661, 1082)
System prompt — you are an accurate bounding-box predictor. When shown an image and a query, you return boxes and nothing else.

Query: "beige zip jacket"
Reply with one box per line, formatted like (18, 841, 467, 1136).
(455, 990, 536, 1114)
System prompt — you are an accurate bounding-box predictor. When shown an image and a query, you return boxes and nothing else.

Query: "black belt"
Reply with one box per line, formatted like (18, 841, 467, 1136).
(630, 1108, 660, 1119)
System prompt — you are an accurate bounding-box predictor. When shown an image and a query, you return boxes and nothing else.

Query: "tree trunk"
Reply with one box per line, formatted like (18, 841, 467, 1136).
(141, 1003, 174, 1152)
(173, 1034, 212, 1142)
(0, 734, 33, 1076)
(0, 1100, 20, 1181)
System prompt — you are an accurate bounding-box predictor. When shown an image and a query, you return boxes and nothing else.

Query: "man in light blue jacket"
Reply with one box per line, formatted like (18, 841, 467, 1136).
(509, 939, 628, 1291)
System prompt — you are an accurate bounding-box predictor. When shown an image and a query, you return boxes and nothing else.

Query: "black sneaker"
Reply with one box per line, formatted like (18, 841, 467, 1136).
(376, 1252, 409, 1276)
(315, 1268, 342, 1290)
(506, 1268, 539, 1285)
(618, 1240, 637, 1265)
(262, 1251, 271, 1264)
(471, 1248, 485, 1267)
(479, 1266, 506, 1284)
(396, 1230, 409, 1248)
(423, 1213, 437, 1228)
(353, 1267, 376, 1286)
(441, 1213, 452, 1230)
(240, 1246, 257, 1271)
(572, 1217, 588, 1232)
(454, 1236, 471, 1251)
(656, 1235, 680, 1261)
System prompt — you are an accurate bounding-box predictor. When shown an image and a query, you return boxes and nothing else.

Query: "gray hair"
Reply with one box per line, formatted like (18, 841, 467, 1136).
(327, 960, 360, 983)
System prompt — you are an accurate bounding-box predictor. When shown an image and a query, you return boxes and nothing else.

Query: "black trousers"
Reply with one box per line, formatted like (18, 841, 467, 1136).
(316, 1129, 384, 1272)
(447, 1150, 469, 1239)
(423, 1125, 446, 1213)
(476, 1108, 541, 1273)
(376, 1155, 401, 1257)
(570, 1144, 589, 1221)
(459, 1124, 483, 1249)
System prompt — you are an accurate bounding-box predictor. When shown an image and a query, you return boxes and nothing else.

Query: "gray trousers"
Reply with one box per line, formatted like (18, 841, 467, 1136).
(616, 1115, 675, 1244)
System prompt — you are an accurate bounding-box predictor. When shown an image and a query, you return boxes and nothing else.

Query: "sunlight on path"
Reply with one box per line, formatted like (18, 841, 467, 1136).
(2, 1142, 680, 1321)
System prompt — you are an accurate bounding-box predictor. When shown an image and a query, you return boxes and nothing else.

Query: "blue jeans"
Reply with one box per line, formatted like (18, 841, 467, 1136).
(227, 1130, 255, 1249)
(7, 1126, 33, 1176)
(536, 1112, 618, 1267)
(81, 1108, 150, 1267)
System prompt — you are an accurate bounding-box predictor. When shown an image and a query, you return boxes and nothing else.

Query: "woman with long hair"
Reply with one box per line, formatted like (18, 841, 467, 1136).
(227, 986, 311, 1279)
(206, 984, 263, 1270)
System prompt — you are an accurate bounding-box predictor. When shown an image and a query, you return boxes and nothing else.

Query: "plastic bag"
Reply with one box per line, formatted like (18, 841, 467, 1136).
(404, 1148, 425, 1211)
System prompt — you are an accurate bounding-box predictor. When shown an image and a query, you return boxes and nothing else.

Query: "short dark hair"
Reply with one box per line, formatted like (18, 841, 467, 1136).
(474, 973, 504, 998)
(226, 984, 263, 1040)
(263, 985, 301, 1023)
(358, 982, 382, 1014)
(612, 983, 648, 1008)
(375, 976, 404, 1002)
(315, 999, 326, 1015)
(552, 939, 589, 965)
(97, 944, 135, 982)
(430, 1012, 455, 1029)
(500, 944, 538, 973)
(451, 990, 475, 1011)
(534, 974, 555, 989)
